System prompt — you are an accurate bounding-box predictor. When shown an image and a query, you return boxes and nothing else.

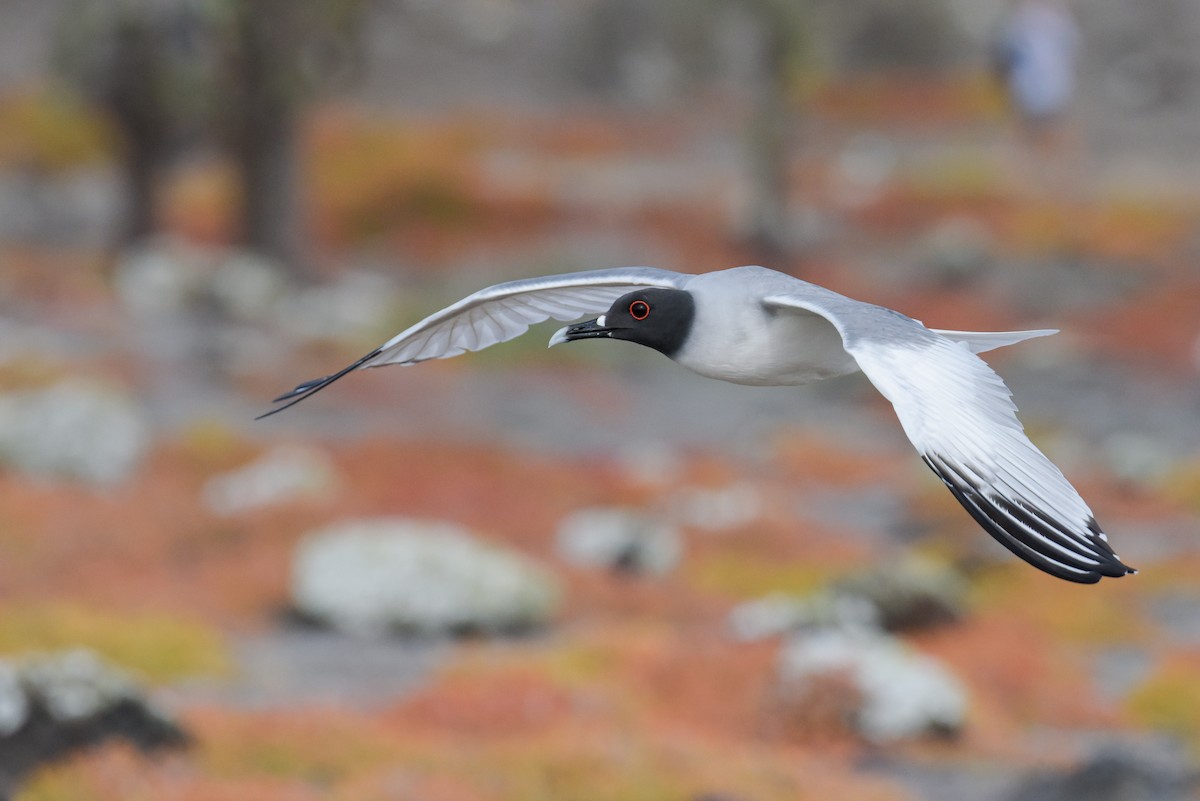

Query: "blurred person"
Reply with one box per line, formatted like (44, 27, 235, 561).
(994, 0, 1083, 197)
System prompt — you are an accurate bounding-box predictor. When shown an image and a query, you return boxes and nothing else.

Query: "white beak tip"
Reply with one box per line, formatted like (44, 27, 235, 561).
(548, 326, 570, 348)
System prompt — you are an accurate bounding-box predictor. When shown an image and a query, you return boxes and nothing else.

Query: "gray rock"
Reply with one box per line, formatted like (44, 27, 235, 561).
(209, 251, 289, 322)
(0, 665, 27, 737)
(272, 271, 400, 346)
(19, 649, 142, 722)
(0, 380, 151, 485)
(0, 649, 188, 800)
(555, 507, 681, 575)
(1006, 747, 1200, 801)
(115, 238, 289, 323)
(202, 445, 338, 516)
(830, 132, 898, 209)
(0, 168, 121, 247)
(178, 628, 448, 709)
(667, 482, 762, 532)
(915, 216, 995, 288)
(114, 238, 209, 318)
(777, 627, 968, 742)
(728, 592, 880, 642)
(613, 440, 684, 487)
(728, 594, 813, 642)
(832, 557, 968, 632)
(291, 518, 561, 636)
(730, 557, 966, 642)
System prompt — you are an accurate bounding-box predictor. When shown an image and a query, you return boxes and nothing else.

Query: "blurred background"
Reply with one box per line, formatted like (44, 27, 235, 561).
(0, 0, 1198, 799)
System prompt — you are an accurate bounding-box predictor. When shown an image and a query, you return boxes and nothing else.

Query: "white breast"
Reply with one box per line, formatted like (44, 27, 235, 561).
(671, 273, 859, 386)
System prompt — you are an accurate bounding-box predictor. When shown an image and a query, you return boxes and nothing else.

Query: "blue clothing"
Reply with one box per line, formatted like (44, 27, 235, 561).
(1001, 2, 1080, 120)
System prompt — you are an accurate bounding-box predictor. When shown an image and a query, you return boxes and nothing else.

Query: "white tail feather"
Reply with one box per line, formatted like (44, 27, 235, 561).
(932, 328, 1058, 355)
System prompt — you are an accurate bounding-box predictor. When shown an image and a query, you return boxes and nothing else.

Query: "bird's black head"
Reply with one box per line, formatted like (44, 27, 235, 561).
(551, 288, 695, 358)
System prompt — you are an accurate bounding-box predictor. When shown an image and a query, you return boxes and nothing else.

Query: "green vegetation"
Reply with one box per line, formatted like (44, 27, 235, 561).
(685, 551, 838, 598)
(309, 116, 481, 245)
(0, 88, 114, 171)
(1127, 660, 1200, 752)
(199, 719, 399, 784)
(0, 603, 230, 683)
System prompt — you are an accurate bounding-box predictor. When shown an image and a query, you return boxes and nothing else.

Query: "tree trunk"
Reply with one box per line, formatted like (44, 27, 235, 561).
(235, 99, 302, 271)
(744, 16, 793, 258)
(227, 0, 307, 275)
(104, 17, 169, 244)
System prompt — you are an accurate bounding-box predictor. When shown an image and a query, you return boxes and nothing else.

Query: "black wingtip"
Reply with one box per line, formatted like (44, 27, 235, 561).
(256, 347, 383, 421)
(272, 382, 314, 404)
(921, 453, 1135, 584)
(1085, 516, 1138, 578)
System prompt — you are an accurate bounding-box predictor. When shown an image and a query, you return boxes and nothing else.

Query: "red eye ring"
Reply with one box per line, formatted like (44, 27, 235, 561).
(629, 300, 651, 320)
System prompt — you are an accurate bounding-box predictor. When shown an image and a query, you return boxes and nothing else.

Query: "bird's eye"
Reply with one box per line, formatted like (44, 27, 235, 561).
(629, 300, 651, 320)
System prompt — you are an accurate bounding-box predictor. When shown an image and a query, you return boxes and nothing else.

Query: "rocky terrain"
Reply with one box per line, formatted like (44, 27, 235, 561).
(0, 1, 1199, 800)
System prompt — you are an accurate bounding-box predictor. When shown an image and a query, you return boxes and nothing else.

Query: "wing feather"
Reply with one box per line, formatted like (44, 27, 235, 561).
(259, 267, 686, 418)
(763, 291, 1134, 583)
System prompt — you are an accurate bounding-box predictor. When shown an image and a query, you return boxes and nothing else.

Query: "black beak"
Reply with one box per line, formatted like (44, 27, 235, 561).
(548, 317, 612, 347)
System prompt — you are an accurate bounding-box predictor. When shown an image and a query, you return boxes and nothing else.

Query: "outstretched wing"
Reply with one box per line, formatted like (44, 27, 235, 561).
(259, 267, 687, 418)
(763, 291, 1134, 583)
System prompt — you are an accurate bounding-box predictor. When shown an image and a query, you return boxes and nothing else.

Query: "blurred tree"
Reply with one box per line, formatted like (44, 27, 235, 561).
(572, 0, 972, 258)
(571, 0, 721, 101)
(55, 0, 204, 244)
(210, 0, 367, 273)
(836, 0, 964, 73)
(55, 0, 367, 274)
(573, 0, 812, 257)
(731, 0, 811, 258)
(94, 17, 167, 243)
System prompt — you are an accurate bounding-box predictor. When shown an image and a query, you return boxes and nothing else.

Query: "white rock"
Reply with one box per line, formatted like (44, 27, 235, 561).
(614, 440, 683, 487)
(19, 649, 138, 722)
(0, 649, 143, 735)
(273, 271, 400, 345)
(210, 251, 288, 321)
(118, 238, 292, 326)
(831, 132, 898, 209)
(0, 648, 188, 782)
(0, 663, 28, 736)
(202, 445, 337, 515)
(555, 507, 681, 575)
(667, 482, 762, 532)
(0, 380, 151, 485)
(291, 518, 561, 636)
(777, 628, 968, 742)
(114, 238, 207, 317)
(729, 591, 880, 642)
(729, 593, 812, 642)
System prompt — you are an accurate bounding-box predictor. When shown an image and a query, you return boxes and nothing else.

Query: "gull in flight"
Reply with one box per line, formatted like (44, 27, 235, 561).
(261, 265, 1135, 584)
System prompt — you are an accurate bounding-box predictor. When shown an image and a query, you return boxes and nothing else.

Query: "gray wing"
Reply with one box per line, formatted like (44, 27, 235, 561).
(260, 267, 686, 418)
(763, 290, 1134, 584)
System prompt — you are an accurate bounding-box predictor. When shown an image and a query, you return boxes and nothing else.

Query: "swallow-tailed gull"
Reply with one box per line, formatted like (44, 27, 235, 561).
(261, 265, 1134, 584)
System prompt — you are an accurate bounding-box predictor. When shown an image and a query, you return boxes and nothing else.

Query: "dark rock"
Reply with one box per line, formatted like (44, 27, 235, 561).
(0, 650, 188, 801)
(555, 507, 681, 576)
(1007, 748, 1200, 801)
(832, 557, 968, 632)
